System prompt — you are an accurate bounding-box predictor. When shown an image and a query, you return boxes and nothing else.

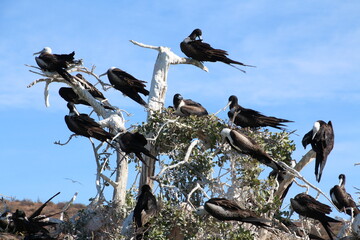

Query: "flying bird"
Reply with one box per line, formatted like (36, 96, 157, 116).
(59, 74, 114, 110)
(133, 184, 158, 240)
(220, 128, 283, 171)
(302, 120, 334, 182)
(228, 95, 292, 130)
(291, 193, 341, 240)
(33, 47, 80, 83)
(180, 28, 254, 72)
(64, 102, 115, 143)
(173, 93, 208, 117)
(100, 67, 149, 106)
(330, 174, 359, 217)
(118, 132, 158, 165)
(200, 198, 271, 227)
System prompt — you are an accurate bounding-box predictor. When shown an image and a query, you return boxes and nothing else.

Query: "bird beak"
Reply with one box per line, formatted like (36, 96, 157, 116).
(99, 72, 107, 78)
(33, 50, 42, 56)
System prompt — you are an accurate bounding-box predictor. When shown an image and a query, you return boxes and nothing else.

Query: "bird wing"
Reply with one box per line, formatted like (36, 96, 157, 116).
(299, 194, 332, 215)
(207, 198, 242, 211)
(302, 130, 313, 149)
(112, 68, 148, 89)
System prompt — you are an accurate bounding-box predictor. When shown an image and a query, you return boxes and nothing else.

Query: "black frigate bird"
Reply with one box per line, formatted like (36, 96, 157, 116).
(118, 132, 158, 165)
(220, 128, 283, 171)
(302, 120, 334, 182)
(290, 193, 341, 240)
(33, 47, 80, 83)
(64, 102, 115, 143)
(59, 74, 114, 110)
(100, 67, 149, 106)
(173, 93, 208, 117)
(228, 95, 292, 130)
(269, 159, 296, 201)
(133, 184, 158, 240)
(202, 198, 271, 227)
(180, 29, 254, 72)
(11, 192, 61, 235)
(330, 174, 360, 217)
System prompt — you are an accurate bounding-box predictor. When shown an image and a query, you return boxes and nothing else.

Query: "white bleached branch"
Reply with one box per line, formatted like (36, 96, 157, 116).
(153, 139, 200, 180)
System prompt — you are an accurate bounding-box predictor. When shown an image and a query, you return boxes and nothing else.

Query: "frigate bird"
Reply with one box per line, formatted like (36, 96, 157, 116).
(269, 159, 296, 201)
(64, 102, 115, 143)
(330, 174, 359, 217)
(202, 198, 271, 227)
(100, 67, 149, 106)
(228, 95, 292, 129)
(118, 132, 158, 165)
(290, 193, 341, 240)
(180, 29, 254, 72)
(11, 192, 61, 235)
(220, 128, 283, 171)
(59, 74, 114, 110)
(133, 184, 158, 240)
(302, 120, 334, 182)
(33, 47, 80, 83)
(173, 93, 208, 117)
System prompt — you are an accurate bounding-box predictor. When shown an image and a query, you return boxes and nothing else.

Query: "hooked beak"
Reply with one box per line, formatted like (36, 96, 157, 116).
(33, 50, 42, 56)
(99, 72, 107, 78)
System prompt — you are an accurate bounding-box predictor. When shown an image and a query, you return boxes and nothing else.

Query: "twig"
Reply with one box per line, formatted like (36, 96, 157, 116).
(54, 134, 77, 145)
(153, 139, 199, 180)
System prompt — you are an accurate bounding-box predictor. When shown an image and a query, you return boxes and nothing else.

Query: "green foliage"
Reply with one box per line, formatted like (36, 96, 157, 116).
(132, 109, 296, 238)
(147, 200, 254, 240)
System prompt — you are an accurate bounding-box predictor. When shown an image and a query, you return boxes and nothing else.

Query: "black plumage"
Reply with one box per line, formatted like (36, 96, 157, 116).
(11, 192, 60, 235)
(290, 193, 341, 240)
(64, 102, 114, 142)
(302, 120, 334, 182)
(180, 29, 254, 72)
(220, 128, 283, 171)
(101, 67, 149, 106)
(33, 47, 79, 83)
(119, 132, 158, 165)
(133, 184, 158, 240)
(228, 95, 292, 130)
(203, 198, 271, 227)
(59, 74, 114, 110)
(173, 93, 208, 117)
(330, 174, 359, 217)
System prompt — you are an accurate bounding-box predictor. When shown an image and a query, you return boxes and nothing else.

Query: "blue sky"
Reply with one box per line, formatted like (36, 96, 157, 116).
(1, 0, 359, 219)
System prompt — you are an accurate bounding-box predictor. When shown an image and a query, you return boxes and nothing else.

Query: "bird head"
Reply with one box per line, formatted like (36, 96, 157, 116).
(33, 47, 52, 56)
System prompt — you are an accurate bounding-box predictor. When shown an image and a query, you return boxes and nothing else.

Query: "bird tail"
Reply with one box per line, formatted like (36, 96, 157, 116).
(315, 153, 328, 182)
(320, 220, 338, 240)
(56, 68, 74, 83)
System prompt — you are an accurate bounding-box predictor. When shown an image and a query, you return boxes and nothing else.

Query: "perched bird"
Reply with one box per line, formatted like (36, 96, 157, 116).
(100, 67, 149, 106)
(220, 128, 283, 171)
(330, 174, 359, 217)
(180, 29, 254, 72)
(133, 184, 158, 240)
(228, 95, 292, 130)
(269, 159, 296, 201)
(302, 120, 334, 182)
(200, 198, 271, 227)
(173, 93, 208, 117)
(290, 193, 341, 240)
(64, 102, 115, 143)
(59, 74, 114, 110)
(33, 47, 80, 83)
(118, 132, 158, 165)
